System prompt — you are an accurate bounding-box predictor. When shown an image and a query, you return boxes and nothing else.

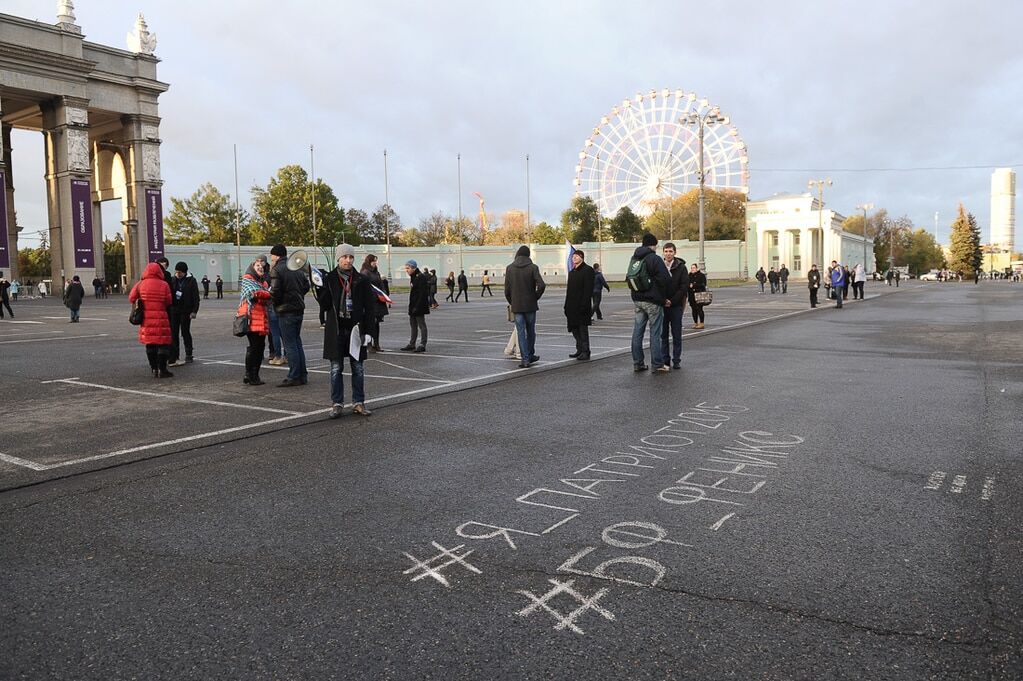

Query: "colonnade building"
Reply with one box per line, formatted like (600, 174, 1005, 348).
(0, 5, 168, 286)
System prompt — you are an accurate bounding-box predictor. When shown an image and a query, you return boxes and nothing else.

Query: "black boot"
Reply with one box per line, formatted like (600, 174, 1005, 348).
(158, 359, 173, 378)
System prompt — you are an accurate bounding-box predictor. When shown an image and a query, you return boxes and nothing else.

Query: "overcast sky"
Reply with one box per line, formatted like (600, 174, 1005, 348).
(6, 0, 1022, 246)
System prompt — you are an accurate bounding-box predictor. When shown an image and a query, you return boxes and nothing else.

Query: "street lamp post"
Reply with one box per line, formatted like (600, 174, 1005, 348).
(457, 153, 463, 272)
(383, 149, 391, 280)
(809, 178, 833, 264)
(856, 202, 873, 276)
(681, 107, 729, 271)
(668, 150, 675, 242)
(310, 144, 317, 251)
(526, 153, 531, 243)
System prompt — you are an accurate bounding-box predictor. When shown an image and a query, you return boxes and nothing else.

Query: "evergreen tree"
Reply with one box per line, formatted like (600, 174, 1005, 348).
(947, 203, 982, 275)
(609, 205, 644, 243)
(164, 182, 250, 244)
(560, 195, 600, 243)
(250, 165, 347, 246)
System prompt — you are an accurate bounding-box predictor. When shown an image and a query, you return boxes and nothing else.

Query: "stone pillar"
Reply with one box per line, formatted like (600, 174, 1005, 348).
(756, 226, 768, 272)
(42, 96, 96, 290)
(800, 228, 813, 275)
(778, 229, 791, 273)
(0, 94, 19, 280)
(122, 114, 164, 285)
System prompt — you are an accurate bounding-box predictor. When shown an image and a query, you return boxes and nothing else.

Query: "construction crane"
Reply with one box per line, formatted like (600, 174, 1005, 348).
(473, 192, 489, 235)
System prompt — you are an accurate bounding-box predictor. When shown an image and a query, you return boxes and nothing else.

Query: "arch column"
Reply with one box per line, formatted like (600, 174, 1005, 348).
(121, 114, 164, 284)
(0, 93, 18, 280)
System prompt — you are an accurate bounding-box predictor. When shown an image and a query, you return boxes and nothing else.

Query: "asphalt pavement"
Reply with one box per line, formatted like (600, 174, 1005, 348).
(0, 280, 1020, 680)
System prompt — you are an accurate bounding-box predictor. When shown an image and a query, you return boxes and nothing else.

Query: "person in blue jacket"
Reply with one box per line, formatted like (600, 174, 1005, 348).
(830, 260, 846, 309)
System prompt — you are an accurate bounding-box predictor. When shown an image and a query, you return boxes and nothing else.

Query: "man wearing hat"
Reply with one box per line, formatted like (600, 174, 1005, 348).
(270, 244, 311, 386)
(168, 261, 201, 366)
(317, 244, 374, 417)
(400, 259, 430, 352)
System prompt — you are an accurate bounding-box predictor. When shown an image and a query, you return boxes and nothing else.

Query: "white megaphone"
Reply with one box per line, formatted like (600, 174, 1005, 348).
(287, 249, 324, 288)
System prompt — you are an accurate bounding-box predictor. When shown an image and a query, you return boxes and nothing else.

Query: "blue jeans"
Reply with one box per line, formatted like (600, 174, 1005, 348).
(632, 301, 665, 367)
(278, 314, 307, 381)
(70, 307, 80, 322)
(330, 357, 365, 405)
(514, 311, 537, 360)
(660, 305, 683, 364)
(267, 306, 282, 358)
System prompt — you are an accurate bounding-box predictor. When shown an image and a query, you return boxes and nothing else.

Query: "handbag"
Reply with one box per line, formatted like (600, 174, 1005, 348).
(694, 291, 713, 306)
(129, 299, 144, 325)
(232, 311, 250, 337)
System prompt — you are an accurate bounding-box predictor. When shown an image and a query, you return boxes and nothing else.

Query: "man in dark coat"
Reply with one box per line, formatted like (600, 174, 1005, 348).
(270, 244, 311, 386)
(505, 245, 546, 368)
(779, 264, 790, 294)
(318, 244, 374, 418)
(767, 267, 779, 294)
(456, 270, 469, 302)
(660, 243, 689, 369)
(755, 267, 767, 293)
(564, 249, 595, 360)
(201, 275, 210, 299)
(629, 233, 671, 372)
(215, 275, 224, 298)
(401, 260, 430, 352)
(807, 264, 822, 308)
(64, 275, 86, 322)
(168, 261, 201, 366)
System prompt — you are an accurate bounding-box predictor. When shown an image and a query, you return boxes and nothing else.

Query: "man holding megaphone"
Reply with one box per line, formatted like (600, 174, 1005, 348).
(317, 244, 374, 418)
(269, 244, 310, 387)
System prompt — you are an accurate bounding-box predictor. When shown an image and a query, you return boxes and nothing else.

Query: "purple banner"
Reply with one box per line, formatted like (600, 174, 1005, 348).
(70, 178, 95, 268)
(145, 187, 165, 260)
(0, 171, 9, 270)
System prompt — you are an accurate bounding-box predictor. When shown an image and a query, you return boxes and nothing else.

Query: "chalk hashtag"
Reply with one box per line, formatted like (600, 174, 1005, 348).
(403, 542, 482, 588)
(515, 578, 615, 634)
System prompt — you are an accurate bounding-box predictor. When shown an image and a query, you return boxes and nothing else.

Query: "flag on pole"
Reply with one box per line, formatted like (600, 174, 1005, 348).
(371, 284, 393, 304)
(565, 239, 576, 274)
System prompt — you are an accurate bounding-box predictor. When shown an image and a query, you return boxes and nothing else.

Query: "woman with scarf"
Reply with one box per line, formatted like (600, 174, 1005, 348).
(360, 254, 390, 351)
(239, 258, 273, 385)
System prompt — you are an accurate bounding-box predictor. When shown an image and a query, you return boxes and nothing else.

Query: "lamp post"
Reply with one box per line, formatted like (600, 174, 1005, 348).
(809, 178, 833, 264)
(310, 144, 316, 251)
(668, 150, 675, 242)
(233, 144, 241, 289)
(681, 106, 729, 271)
(383, 149, 391, 280)
(856, 203, 873, 276)
(526, 153, 531, 243)
(457, 152, 463, 272)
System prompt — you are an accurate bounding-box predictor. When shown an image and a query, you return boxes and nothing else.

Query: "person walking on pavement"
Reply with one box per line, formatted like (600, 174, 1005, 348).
(129, 262, 174, 378)
(767, 267, 779, 294)
(779, 264, 790, 294)
(215, 275, 224, 299)
(428, 269, 440, 308)
(8, 278, 18, 304)
(0, 273, 13, 319)
(481, 270, 494, 297)
(830, 260, 846, 309)
(688, 262, 707, 330)
(564, 249, 594, 361)
(755, 267, 767, 293)
(238, 258, 272, 386)
(270, 244, 310, 387)
(591, 263, 610, 321)
(360, 254, 390, 351)
(456, 270, 469, 302)
(808, 264, 822, 308)
(444, 271, 456, 302)
(401, 260, 430, 353)
(660, 243, 688, 370)
(37, 280, 47, 298)
(201, 274, 210, 299)
(92, 276, 103, 298)
(168, 262, 200, 366)
(885, 269, 894, 287)
(505, 245, 546, 368)
(64, 275, 85, 322)
(628, 233, 672, 373)
(319, 244, 374, 418)
(852, 263, 866, 299)
(895, 270, 901, 287)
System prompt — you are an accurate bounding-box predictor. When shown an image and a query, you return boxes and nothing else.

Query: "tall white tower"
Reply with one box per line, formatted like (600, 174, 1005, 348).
(990, 168, 1015, 252)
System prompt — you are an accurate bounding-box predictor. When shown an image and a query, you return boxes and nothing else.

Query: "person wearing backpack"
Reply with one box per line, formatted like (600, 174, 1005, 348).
(628, 233, 671, 372)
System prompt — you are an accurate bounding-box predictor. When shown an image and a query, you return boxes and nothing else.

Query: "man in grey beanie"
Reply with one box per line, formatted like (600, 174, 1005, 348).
(400, 259, 430, 352)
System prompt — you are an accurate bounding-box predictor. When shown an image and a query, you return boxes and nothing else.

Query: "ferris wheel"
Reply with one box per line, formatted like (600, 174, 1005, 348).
(574, 88, 749, 217)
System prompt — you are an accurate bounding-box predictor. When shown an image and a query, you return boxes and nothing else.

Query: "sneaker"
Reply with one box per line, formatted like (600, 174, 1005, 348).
(400, 345, 416, 351)
(517, 362, 530, 369)
(157, 369, 174, 378)
(528, 355, 539, 365)
(653, 365, 670, 373)
(329, 404, 344, 419)
(278, 378, 303, 387)
(672, 361, 681, 370)
(634, 364, 649, 372)
(352, 402, 372, 416)
(168, 360, 186, 367)
(414, 346, 426, 353)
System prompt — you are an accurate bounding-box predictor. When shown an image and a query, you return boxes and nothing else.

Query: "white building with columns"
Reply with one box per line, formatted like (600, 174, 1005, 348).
(746, 192, 874, 278)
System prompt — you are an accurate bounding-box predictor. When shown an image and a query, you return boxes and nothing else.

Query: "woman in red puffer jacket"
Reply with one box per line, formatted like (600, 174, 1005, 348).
(129, 262, 174, 377)
(238, 259, 272, 385)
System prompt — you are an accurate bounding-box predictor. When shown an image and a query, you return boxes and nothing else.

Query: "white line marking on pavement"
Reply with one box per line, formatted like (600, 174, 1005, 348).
(0, 334, 109, 344)
(41, 316, 109, 321)
(48, 378, 303, 414)
(949, 474, 967, 494)
(923, 471, 946, 490)
(981, 478, 995, 501)
(199, 359, 449, 383)
(367, 357, 446, 379)
(2, 320, 46, 325)
(41, 377, 80, 383)
(0, 452, 50, 471)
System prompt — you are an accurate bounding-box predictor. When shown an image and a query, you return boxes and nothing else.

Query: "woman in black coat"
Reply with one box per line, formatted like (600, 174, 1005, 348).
(64, 275, 86, 322)
(688, 264, 707, 329)
(360, 254, 390, 351)
(564, 250, 595, 360)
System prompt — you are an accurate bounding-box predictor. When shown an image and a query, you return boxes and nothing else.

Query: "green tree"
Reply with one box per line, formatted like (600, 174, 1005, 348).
(609, 205, 644, 242)
(17, 242, 51, 279)
(561, 195, 600, 243)
(947, 203, 982, 275)
(250, 165, 347, 246)
(164, 182, 250, 244)
(902, 229, 945, 276)
(415, 212, 451, 247)
(102, 235, 126, 286)
(530, 221, 565, 245)
(365, 204, 400, 244)
(643, 189, 746, 241)
(345, 208, 372, 243)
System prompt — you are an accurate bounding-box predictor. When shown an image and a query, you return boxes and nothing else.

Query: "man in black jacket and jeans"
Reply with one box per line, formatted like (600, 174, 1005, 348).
(629, 233, 672, 372)
(168, 261, 201, 366)
(270, 244, 310, 387)
(401, 260, 430, 352)
(660, 243, 689, 370)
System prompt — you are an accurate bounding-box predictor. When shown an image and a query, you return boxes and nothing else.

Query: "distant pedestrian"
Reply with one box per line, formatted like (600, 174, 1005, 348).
(360, 253, 390, 351)
(852, 263, 866, 299)
(564, 249, 594, 360)
(320, 244, 374, 418)
(481, 270, 494, 297)
(842, 265, 851, 300)
(270, 244, 310, 387)
(779, 264, 789, 294)
(9, 279, 19, 303)
(201, 274, 210, 299)
(894, 270, 901, 287)
(688, 263, 707, 330)
(401, 259, 430, 352)
(628, 233, 671, 372)
(885, 269, 893, 287)
(830, 260, 846, 309)
(64, 275, 85, 322)
(129, 262, 173, 378)
(238, 258, 272, 386)
(755, 267, 767, 293)
(0, 274, 12, 319)
(92, 276, 103, 298)
(215, 275, 224, 298)
(429, 269, 440, 308)
(505, 245, 546, 368)
(445, 271, 456, 302)
(168, 261, 200, 366)
(37, 281, 47, 298)
(660, 243, 688, 370)
(456, 270, 469, 302)
(767, 267, 779, 294)
(808, 264, 821, 308)
(591, 263, 610, 320)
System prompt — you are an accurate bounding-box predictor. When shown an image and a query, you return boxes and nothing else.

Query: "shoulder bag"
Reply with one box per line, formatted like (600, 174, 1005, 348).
(694, 291, 713, 306)
(129, 298, 144, 325)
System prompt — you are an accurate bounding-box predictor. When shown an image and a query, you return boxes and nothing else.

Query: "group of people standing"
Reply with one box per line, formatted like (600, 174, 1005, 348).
(806, 261, 866, 309)
(127, 257, 202, 377)
(755, 264, 790, 294)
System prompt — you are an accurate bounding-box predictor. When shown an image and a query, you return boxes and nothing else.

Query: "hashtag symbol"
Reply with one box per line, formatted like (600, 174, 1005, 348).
(402, 542, 482, 588)
(515, 579, 615, 634)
